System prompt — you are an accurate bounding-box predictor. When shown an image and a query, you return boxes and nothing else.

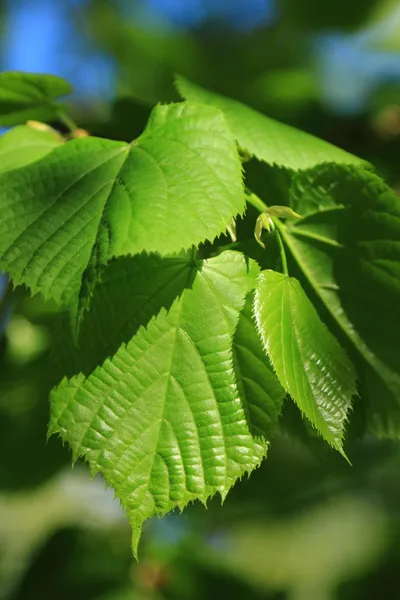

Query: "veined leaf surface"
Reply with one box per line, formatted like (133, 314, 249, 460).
(176, 76, 363, 170)
(0, 102, 244, 323)
(254, 270, 357, 451)
(280, 164, 400, 437)
(233, 294, 285, 439)
(50, 251, 269, 553)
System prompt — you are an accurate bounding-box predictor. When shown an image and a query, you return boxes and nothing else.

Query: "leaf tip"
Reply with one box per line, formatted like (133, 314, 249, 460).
(130, 521, 143, 560)
(339, 446, 352, 466)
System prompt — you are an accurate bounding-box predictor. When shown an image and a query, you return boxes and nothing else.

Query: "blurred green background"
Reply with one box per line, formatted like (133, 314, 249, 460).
(0, 1, 400, 599)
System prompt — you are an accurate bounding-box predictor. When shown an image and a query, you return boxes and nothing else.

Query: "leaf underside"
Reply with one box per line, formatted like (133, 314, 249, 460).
(233, 294, 285, 439)
(50, 251, 278, 554)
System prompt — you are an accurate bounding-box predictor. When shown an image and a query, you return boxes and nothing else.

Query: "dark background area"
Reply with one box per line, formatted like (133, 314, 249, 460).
(0, 1, 400, 599)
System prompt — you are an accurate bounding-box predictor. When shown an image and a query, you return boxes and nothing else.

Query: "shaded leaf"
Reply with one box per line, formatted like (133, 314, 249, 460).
(233, 293, 285, 440)
(53, 252, 197, 379)
(280, 164, 400, 437)
(0, 71, 72, 126)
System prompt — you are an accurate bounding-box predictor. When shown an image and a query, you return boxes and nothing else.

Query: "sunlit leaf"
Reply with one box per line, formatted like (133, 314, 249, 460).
(254, 270, 357, 451)
(176, 76, 364, 170)
(50, 251, 268, 554)
(0, 125, 62, 174)
(0, 102, 244, 326)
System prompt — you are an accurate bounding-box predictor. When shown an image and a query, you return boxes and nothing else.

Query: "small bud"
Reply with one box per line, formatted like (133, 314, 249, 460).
(226, 217, 237, 242)
(71, 128, 89, 139)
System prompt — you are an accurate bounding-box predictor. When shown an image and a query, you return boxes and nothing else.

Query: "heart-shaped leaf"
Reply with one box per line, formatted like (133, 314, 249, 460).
(0, 102, 244, 326)
(50, 251, 266, 554)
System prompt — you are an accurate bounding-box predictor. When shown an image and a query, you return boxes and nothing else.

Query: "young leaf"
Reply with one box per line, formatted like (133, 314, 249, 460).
(0, 102, 244, 323)
(0, 125, 62, 174)
(50, 251, 266, 554)
(279, 164, 400, 438)
(254, 270, 357, 452)
(233, 294, 285, 439)
(0, 72, 72, 126)
(176, 76, 363, 170)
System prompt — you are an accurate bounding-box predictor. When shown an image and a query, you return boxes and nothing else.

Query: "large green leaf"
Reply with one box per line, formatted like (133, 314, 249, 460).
(53, 252, 284, 438)
(277, 164, 400, 438)
(0, 102, 244, 324)
(0, 125, 62, 174)
(176, 76, 363, 170)
(233, 294, 285, 440)
(254, 270, 357, 452)
(0, 72, 72, 126)
(50, 251, 267, 554)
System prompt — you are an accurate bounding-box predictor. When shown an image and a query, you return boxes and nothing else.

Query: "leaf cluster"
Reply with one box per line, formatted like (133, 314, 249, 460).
(0, 72, 398, 553)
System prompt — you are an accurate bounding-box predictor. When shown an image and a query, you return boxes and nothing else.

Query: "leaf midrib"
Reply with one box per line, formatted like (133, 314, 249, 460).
(284, 280, 326, 435)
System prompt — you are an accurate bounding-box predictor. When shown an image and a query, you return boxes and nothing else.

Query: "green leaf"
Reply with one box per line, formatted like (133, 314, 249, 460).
(254, 270, 357, 452)
(279, 164, 400, 438)
(0, 101, 244, 323)
(0, 72, 72, 126)
(53, 251, 198, 379)
(49, 251, 266, 554)
(176, 76, 363, 170)
(54, 257, 284, 440)
(233, 294, 285, 439)
(0, 125, 62, 174)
